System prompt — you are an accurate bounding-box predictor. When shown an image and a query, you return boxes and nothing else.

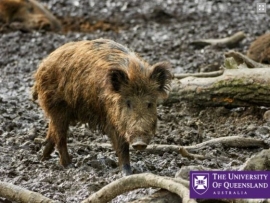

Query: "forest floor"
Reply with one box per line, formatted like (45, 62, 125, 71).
(0, 0, 270, 202)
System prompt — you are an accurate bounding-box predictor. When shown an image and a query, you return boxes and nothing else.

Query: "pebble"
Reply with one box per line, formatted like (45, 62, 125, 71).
(246, 124, 257, 131)
(263, 110, 270, 122)
(256, 126, 270, 136)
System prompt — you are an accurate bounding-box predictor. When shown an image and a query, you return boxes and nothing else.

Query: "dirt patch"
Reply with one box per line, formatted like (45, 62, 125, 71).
(60, 18, 121, 33)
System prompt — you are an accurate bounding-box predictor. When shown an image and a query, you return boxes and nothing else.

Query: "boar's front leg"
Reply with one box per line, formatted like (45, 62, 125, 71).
(112, 134, 132, 176)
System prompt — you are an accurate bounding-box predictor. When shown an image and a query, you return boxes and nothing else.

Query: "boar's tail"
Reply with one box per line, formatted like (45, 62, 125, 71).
(32, 84, 38, 101)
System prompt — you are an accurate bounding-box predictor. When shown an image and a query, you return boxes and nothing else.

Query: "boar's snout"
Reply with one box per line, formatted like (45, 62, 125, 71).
(129, 135, 151, 151)
(131, 140, 147, 150)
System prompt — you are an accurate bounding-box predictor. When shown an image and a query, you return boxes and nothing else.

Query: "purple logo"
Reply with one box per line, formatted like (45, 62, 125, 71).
(190, 171, 270, 199)
(192, 173, 209, 195)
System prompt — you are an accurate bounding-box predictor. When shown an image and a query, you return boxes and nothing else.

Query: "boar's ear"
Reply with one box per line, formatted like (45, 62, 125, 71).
(107, 68, 129, 92)
(150, 61, 172, 98)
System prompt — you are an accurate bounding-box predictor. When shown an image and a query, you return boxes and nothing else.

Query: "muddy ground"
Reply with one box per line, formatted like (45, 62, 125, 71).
(1, 0, 270, 202)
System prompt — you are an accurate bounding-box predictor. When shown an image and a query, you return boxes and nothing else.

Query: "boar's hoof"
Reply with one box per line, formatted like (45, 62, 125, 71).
(41, 155, 51, 161)
(59, 155, 72, 167)
(132, 141, 147, 150)
(41, 140, 55, 161)
(122, 164, 132, 176)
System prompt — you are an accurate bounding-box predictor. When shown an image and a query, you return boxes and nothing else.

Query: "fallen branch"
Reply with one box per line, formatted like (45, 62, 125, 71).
(0, 181, 55, 203)
(81, 173, 197, 203)
(184, 135, 268, 152)
(35, 136, 268, 162)
(179, 147, 205, 160)
(174, 70, 224, 79)
(190, 31, 246, 48)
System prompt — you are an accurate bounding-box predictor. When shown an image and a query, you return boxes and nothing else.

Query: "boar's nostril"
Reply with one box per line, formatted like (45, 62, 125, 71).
(42, 23, 51, 31)
(132, 141, 147, 150)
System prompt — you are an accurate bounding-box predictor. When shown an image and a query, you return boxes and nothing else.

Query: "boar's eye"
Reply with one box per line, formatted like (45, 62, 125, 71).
(126, 100, 132, 109)
(147, 102, 153, 109)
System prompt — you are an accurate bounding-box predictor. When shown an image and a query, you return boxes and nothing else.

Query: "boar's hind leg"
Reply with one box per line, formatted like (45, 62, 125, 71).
(41, 132, 55, 161)
(42, 106, 71, 167)
(113, 135, 132, 176)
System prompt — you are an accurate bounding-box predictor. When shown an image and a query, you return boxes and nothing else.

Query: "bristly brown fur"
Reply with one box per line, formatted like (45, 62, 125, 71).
(33, 38, 172, 174)
(0, 0, 61, 31)
(247, 33, 270, 64)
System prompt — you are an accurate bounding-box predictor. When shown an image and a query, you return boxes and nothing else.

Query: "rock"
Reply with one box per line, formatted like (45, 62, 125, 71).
(255, 126, 270, 136)
(263, 110, 270, 122)
(246, 124, 257, 132)
(240, 149, 270, 170)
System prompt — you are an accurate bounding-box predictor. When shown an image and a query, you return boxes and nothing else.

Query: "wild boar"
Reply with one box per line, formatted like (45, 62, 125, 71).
(0, 0, 61, 31)
(32, 39, 172, 175)
(247, 33, 270, 64)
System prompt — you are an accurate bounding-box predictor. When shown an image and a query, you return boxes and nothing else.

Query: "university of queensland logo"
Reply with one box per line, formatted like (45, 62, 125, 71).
(192, 173, 210, 195)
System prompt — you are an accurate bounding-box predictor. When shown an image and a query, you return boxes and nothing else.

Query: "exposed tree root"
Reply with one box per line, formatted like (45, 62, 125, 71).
(4, 136, 268, 203)
(190, 31, 246, 48)
(184, 135, 268, 152)
(31, 135, 268, 203)
(34, 136, 269, 161)
(81, 173, 197, 203)
(0, 174, 194, 203)
(0, 181, 56, 203)
(45, 135, 267, 157)
(179, 147, 205, 160)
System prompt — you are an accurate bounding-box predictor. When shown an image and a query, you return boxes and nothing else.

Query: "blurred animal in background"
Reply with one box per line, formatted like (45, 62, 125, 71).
(0, 0, 61, 31)
(247, 33, 270, 64)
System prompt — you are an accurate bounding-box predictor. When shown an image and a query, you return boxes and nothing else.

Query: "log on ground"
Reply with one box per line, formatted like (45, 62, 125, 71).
(170, 68, 270, 107)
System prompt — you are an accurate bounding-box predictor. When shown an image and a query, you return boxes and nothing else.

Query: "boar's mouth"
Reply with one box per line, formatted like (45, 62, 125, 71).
(131, 139, 147, 150)
(126, 132, 152, 151)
